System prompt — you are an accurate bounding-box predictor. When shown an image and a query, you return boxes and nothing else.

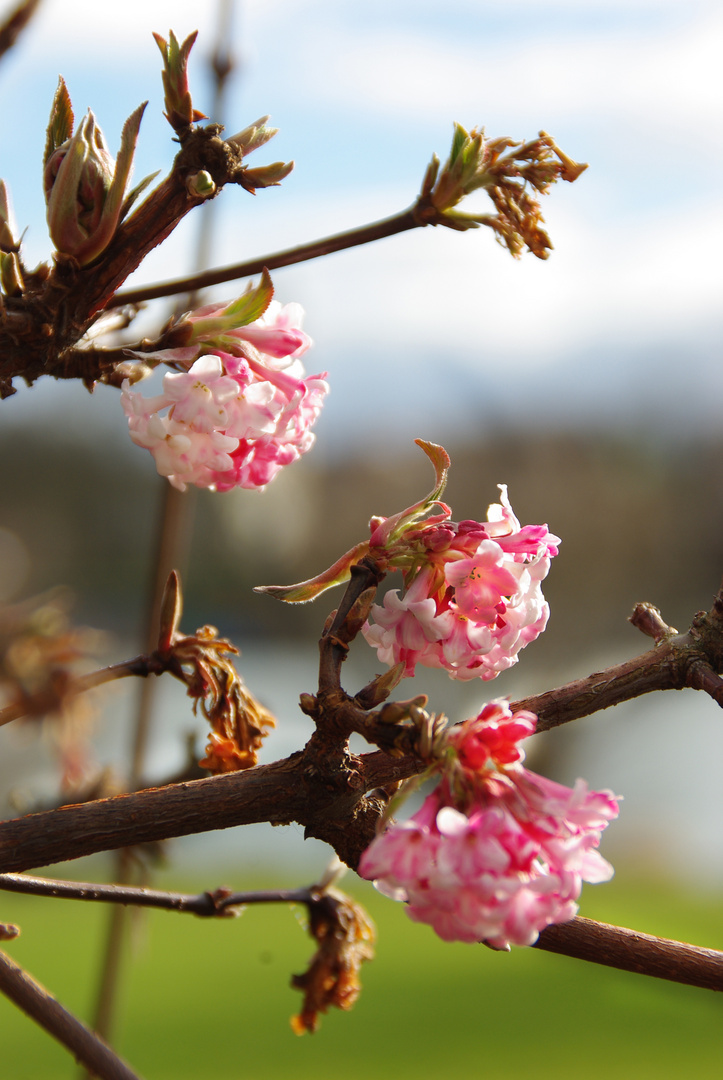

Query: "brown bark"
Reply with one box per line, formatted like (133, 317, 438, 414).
(0, 949, 143, 1080)
(3, 594, 723, 877)
(535, 916, 723, 992)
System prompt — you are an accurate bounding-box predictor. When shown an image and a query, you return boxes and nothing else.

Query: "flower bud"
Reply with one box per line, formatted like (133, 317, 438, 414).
(44, 81, 146, 266)
(0, 180, 19, 251)
(186, 170, 216, 199)
(0, 251, 23, 296)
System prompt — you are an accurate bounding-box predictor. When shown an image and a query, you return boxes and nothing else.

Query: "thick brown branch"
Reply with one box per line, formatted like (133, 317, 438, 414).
(515, 634, 722, 733)
(512, 639, 689, 732)
(110, 208, 421, 308)
(534, 916, 723, 992)
(0, 949, 143, 1080)
(0, 755, 306, 874)
(0, 630, 715, 875)
(2, 595, 723, 879)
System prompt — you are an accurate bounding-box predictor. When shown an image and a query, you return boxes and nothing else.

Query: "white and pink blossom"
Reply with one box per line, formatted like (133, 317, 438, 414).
(362, 486, 559, 680)
(359, 702, 619, 949)
(121, 304, 327, 492)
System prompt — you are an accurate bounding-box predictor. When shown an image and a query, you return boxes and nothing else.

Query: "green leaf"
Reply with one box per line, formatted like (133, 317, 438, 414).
(448, 122, 469, 166)
(44, 77, 74, 170)
(254, 541, 371, 603)
(224, 267, 275, 326)
(120, 170, 161, 222)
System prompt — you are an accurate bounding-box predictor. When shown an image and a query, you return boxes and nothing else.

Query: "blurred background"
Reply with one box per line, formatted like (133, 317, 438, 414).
(1, 1, 722, 1075)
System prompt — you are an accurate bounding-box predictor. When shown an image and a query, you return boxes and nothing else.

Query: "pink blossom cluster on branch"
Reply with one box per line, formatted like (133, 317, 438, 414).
(121, 302, 328, 491)
(363, 486, 559, 680)
(359, 702, 619, 948)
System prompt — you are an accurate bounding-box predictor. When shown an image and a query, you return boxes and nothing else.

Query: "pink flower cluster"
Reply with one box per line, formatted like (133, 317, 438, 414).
(362, 487, 559, 680)
(358, 702, 619, 949)
(121, 302, 328, 491)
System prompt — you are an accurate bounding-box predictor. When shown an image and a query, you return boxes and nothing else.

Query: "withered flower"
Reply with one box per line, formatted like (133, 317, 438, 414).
(156, 573, 275, 773)
(163, 624, 276, 774)
(290, 888, 375, 1035)
(417, 123, 587, 258)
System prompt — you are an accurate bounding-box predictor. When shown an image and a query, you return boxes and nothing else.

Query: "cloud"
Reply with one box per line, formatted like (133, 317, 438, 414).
(217, 181, 721, 367)
(289, 7, 722, 146)
(3, 0, 719, 441)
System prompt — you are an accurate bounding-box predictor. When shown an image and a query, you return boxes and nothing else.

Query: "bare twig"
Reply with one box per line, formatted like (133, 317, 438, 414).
(534, 916, 723, 993)
(109, 208, 421, 308)
(2, 876, 721, 996)
(686, 660, 723, 705)
(0, 870, 311, 915)
(0, 657, 152, 729)
(0, 949, 144, 1080)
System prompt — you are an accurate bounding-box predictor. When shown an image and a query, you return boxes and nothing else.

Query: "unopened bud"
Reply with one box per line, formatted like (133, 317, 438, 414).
(378, 694, 429, 725)
(44, 85, 146, 266)
(154, 30, 207, 131)
(110, 360, 154, 385)
(157, 569, 183, 654)
(242, 160, 294, 191)
(186, 170, 216, 199)
(227, 116, 279, 155)
(299, 692, 317, 716)
(0, 251, 23, 296)
(0, 180, 19, 251)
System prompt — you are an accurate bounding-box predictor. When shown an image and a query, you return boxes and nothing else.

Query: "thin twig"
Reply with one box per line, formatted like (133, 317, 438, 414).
(0, 658, 153, 728)
(109, 207, 420, 308)
(0, 871, 311, 914)
(2, 873, 722, 994)
(534, 916, 723, 992)
(0, 949, 144, 1080)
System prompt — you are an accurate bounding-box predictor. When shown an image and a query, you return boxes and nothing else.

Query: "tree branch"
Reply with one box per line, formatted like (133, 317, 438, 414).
(0, 124, 265, 393)
(515, 625, 723, 734)
(0, 871, 313, 915)
(2, 594, 723, 880)
(0, 949, 144, 1080)
(534, 916, 723, 992)
(109, 207, 422, 308)
(0, 656, 153, 729)
(2, 876, 721, 996)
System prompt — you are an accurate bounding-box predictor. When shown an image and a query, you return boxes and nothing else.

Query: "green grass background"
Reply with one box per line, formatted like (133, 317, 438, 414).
(1, 865, 721, 1080)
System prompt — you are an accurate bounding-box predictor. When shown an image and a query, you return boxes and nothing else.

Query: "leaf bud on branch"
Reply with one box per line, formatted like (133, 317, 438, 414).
(153, 29, 208, 132)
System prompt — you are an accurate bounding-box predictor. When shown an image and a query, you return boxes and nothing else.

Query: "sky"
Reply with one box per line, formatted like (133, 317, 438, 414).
(0, 0, 721, 450)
